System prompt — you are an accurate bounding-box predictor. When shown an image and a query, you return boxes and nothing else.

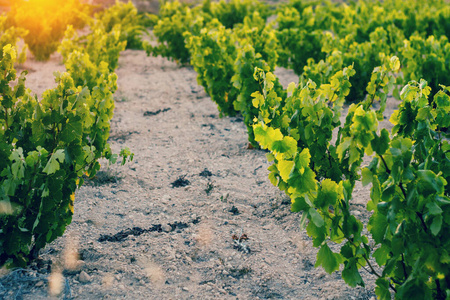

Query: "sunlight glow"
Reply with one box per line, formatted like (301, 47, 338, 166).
(9, 0, 89, 60)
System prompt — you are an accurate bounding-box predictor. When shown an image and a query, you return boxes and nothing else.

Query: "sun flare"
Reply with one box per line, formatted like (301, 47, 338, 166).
(8, 0, 90, 60)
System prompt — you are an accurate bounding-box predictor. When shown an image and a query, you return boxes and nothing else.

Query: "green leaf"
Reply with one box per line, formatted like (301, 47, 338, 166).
(430, 215, 443, 236)
(306, 219, 326, 247)
(342, 259, 364, 287)
(340, 243, 354, 259)
(390, 56, 400, 72)
(309, 207, 324, 228)
(253, 125, 283, 149)
(25, 151, 39, 167)
(287, 82, 296, 95)
(288, 168, 317, 194)
(417, 170, 444, 196)
(396, 276, 432, 300)
(337, 137, 351, 161)
(315, 179, 339, 208)
(278, 160, 295, 182)
(43, 149, 66, 175)
(361, 168, 373, 186)
(315, 244, 341, 274)
(368, 211, 388, 244)
(416, 106, 434, 122)
(296, 148, 311, 169)
(426, 202, 443, 215)
(375, 278, 391, 300)
(60, 116, 82, 143)
(271, 136, 297, 156)
(10, 148, 25, 179)
(291, 196, 309, 212)
(373, 244, 390, 266)
(371, 129, 390, 156)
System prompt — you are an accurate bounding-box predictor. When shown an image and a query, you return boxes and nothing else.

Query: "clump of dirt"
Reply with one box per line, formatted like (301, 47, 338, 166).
(171, 175, 190, 188)
(143, 107, 171, 116)
(199, 168, 213, 177)
(98, 218, 201, 242)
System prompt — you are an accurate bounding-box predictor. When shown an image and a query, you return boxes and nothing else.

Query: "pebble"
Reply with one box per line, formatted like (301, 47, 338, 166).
(182, 287, 189, 292)
(211, 192, 222, 200)
(218, 288, 227, 294)
(162, 195, 171, 203)
(35, 281, 44, 287)
(78, 271, 91, 283)
(162, 224, 172, 232)
(351, 210, 362, 216)
(263, 224, 274, 230)
(316, 271, 326, 279)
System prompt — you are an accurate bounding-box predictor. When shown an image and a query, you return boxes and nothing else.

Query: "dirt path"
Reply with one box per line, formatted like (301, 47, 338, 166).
(0, 49, 381, 300)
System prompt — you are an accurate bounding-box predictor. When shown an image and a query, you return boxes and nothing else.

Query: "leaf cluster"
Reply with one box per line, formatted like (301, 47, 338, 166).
(0, 2, 135, 268)
(253, 55, 449, 298)
(0, 15, 27, 64)
(6, 0, 91, 61)
(93, 1, 149, 50)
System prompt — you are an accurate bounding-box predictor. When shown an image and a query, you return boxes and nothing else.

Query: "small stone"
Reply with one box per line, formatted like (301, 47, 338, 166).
(218, 288, 227, 294)
(211, 193, 221, 199)
(182, 287, 189, 292)
(316, 271, 326, 280)
(118, 284, 125, 290)
(162, 195, 171, 203)
(162, 224, 172, 232)
(351, 210, 362, 216)
(263, 224, 274, 230)
(35, 281, 44, 287)
(222, 270, 229, 275)
(78, 271, 91, 283)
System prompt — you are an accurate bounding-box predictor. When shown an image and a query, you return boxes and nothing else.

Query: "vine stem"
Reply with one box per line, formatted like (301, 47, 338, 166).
(323, 205, 401, 293)
(379, 154, 429, 233)
(4, 107, 8, 130)
(357, 261, 397, 293)
(379, 154, 391, 175)
(436, 279, 445, 300)
(401, 253, 408, 280)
